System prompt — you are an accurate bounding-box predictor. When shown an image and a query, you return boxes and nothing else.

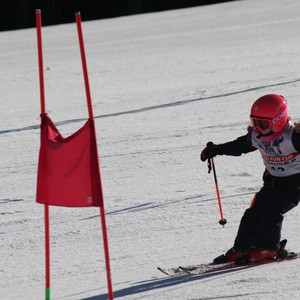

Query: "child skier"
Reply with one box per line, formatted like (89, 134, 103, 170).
(200, 94, 300, 263)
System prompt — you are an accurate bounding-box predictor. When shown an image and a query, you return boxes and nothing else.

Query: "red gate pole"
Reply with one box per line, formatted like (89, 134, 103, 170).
(44, 205, 51, 300)
(75, 12, 114, 300)
(36, 9, 51, 300)
(36, 9, 46, 115)
(75, 12, 93, 119)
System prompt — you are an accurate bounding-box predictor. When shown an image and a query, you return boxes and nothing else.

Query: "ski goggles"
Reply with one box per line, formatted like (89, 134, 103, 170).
(250, 109, 287, 134)
(250, 116, 273, 134)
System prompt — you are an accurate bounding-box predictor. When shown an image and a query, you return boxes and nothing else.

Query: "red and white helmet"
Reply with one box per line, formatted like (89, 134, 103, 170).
(250, 94, 289, 135)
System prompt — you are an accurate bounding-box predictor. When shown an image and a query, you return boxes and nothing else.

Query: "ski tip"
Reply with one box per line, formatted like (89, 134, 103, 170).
(157, 267, 171, 276)
(157, 266, 188, 276)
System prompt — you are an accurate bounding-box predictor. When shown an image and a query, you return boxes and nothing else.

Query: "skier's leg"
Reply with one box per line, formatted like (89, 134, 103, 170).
(254, 185, 300, 250)
(217, 185, 300, 263)
(232, 191, 264, 251)
(214, 192, 263, 263)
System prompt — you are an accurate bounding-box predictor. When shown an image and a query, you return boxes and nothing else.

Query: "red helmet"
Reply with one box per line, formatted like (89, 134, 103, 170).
(250, 94, 288, 135)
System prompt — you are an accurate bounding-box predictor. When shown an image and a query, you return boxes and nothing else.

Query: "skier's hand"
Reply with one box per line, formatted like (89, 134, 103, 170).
(200, 142, 219, 161)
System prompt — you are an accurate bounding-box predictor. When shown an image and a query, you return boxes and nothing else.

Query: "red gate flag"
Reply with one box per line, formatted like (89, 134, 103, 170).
(36, 113, 103, 207)
(36, 11, 113, 300)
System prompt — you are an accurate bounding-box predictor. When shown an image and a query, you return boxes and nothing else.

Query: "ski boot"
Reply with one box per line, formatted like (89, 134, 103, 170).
(235, 239, 290, 264)
(213, 247, 246, 264)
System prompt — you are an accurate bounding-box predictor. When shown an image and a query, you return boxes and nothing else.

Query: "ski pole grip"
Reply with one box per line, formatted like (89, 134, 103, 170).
(206, 142, 214, 173)
(207, 159, 212, 173)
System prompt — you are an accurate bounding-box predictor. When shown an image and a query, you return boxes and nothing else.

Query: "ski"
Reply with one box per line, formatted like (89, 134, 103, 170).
(158, 262, 244, 276)
(158, 251, 300, 276)
(157, 266, 189, 276)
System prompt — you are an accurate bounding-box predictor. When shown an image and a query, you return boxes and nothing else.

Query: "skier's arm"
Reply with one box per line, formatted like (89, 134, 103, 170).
(201, 130, 256, 161)
(218, 133, 256, 156)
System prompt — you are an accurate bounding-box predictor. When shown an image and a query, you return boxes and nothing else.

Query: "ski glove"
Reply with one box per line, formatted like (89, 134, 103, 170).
(200, 142, 220, 161)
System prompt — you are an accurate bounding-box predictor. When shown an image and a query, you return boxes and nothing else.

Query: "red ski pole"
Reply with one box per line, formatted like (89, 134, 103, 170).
(207, 156, 227, 227)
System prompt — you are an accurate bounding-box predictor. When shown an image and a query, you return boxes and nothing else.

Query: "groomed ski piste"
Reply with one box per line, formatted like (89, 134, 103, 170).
(2, 0, 300, 299)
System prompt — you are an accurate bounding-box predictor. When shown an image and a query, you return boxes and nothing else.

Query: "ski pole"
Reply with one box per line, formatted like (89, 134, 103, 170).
(207, 157, 227, 227)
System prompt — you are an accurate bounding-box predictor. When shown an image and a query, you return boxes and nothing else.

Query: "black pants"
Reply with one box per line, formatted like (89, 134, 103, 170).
(234, 181, 300, 251)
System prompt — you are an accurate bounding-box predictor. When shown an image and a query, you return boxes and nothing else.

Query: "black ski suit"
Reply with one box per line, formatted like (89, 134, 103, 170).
(215, 125, 300, 251)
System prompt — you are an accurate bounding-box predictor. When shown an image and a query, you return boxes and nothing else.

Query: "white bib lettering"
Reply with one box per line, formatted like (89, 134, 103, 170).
(251, 122, 300, 177)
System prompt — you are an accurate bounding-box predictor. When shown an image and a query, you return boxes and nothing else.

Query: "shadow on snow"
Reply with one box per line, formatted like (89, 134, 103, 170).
(81, 265, 263, 299)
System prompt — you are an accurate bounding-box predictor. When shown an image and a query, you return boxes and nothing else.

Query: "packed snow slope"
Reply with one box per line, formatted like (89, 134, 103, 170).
(1, 0, 300, 299)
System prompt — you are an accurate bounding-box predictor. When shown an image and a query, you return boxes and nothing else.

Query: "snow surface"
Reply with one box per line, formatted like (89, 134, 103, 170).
(2, 0, 300, 299)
